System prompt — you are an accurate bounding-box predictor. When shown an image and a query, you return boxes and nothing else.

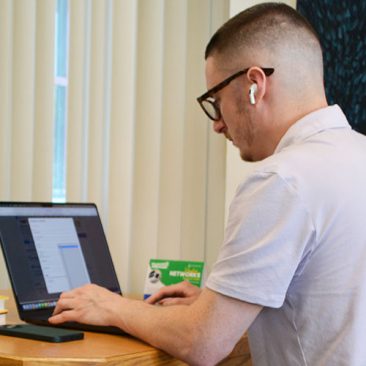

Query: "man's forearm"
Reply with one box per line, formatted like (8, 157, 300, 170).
(114, 288, 258, 366)
(116, 296, 216, 365)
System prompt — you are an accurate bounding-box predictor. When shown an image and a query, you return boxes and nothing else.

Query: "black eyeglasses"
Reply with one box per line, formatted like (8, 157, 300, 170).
(197, 67, 274, 121)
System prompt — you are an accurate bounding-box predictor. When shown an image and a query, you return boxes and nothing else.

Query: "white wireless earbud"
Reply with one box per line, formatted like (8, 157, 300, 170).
(249, 84, 257, 105)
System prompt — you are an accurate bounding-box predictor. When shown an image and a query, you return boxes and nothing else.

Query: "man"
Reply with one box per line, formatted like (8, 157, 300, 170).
(50, 3, 366, 365)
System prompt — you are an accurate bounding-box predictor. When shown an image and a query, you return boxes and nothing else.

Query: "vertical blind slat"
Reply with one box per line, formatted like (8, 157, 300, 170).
(0, 0, 13, 289)
(32, 0, 56, 201)
(67, 0, 89, 202)
(156, 0, 187, 260)
(0, 0, 13, 200)
(87, 0, 108, 215)
(130, 0, 165, 293)
(11, 0, 36, 200)
(180, 0, 212, 261)
(107, 0, 137, 291)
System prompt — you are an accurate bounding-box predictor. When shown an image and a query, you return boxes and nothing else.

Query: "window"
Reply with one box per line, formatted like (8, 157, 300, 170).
(53, 0, 69, 202)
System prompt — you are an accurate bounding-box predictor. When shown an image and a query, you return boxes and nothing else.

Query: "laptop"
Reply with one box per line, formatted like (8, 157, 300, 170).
(0, 202, 124, 334)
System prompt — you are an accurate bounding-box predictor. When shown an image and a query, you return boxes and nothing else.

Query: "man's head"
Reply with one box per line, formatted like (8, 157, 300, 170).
(198, 2, 328, 161)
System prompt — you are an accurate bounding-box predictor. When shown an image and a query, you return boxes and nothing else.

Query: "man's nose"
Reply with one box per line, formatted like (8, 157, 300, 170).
(213, 119, 226, 134)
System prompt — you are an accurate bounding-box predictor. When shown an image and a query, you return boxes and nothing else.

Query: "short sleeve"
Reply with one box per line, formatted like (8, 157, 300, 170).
(206, 171, 315, 308)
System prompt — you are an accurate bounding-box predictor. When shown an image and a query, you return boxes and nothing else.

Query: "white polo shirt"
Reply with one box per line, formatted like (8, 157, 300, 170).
(206, 105, 366, 365)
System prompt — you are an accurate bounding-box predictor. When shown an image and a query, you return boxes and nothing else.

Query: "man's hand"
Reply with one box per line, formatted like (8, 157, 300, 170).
(49, 284, 123, 326)
(145, 281, 202, 306)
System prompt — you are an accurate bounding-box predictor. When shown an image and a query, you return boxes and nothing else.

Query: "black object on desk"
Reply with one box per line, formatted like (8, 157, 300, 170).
(0, 324, 84, 342)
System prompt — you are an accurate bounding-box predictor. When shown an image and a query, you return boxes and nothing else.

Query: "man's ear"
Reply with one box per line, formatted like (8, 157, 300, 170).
(246, 67, 267, 105)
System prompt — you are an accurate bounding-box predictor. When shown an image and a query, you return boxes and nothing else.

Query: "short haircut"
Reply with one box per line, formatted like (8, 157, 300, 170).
(205, 2, 321, 62)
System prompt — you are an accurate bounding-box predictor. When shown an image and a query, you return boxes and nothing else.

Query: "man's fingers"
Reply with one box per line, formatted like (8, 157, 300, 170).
(145, 285, 185, 305)
(158, 297, 192, 306)
(49, 309, 76, 324)
(145, 282, 200, 305)
(52, 298, 75, 315)
(58, 289, 77, 299)
(145, 287, 170, 304)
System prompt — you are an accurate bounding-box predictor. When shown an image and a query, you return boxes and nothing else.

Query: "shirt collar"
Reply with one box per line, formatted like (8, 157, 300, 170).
(274, 105, 351, 154)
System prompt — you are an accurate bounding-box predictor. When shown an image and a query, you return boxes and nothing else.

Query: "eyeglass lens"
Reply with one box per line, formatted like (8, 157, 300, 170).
(201, 99, 219, 120)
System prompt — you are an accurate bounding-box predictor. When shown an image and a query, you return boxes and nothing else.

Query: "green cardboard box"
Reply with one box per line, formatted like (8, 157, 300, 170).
(144, 259, 205, 300)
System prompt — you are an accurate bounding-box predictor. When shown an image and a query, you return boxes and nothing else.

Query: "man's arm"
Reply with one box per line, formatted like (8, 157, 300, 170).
(49, 284, 261, 366)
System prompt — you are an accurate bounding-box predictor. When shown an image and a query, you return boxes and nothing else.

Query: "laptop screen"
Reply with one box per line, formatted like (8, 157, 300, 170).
(0, 202, 121, 313)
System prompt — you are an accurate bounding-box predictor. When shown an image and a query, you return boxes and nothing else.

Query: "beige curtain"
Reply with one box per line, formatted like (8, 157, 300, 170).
(0, 0, 229, 294)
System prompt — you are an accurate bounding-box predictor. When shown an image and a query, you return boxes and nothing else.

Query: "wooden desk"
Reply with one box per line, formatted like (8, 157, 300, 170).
(0, 289, 251, 365)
